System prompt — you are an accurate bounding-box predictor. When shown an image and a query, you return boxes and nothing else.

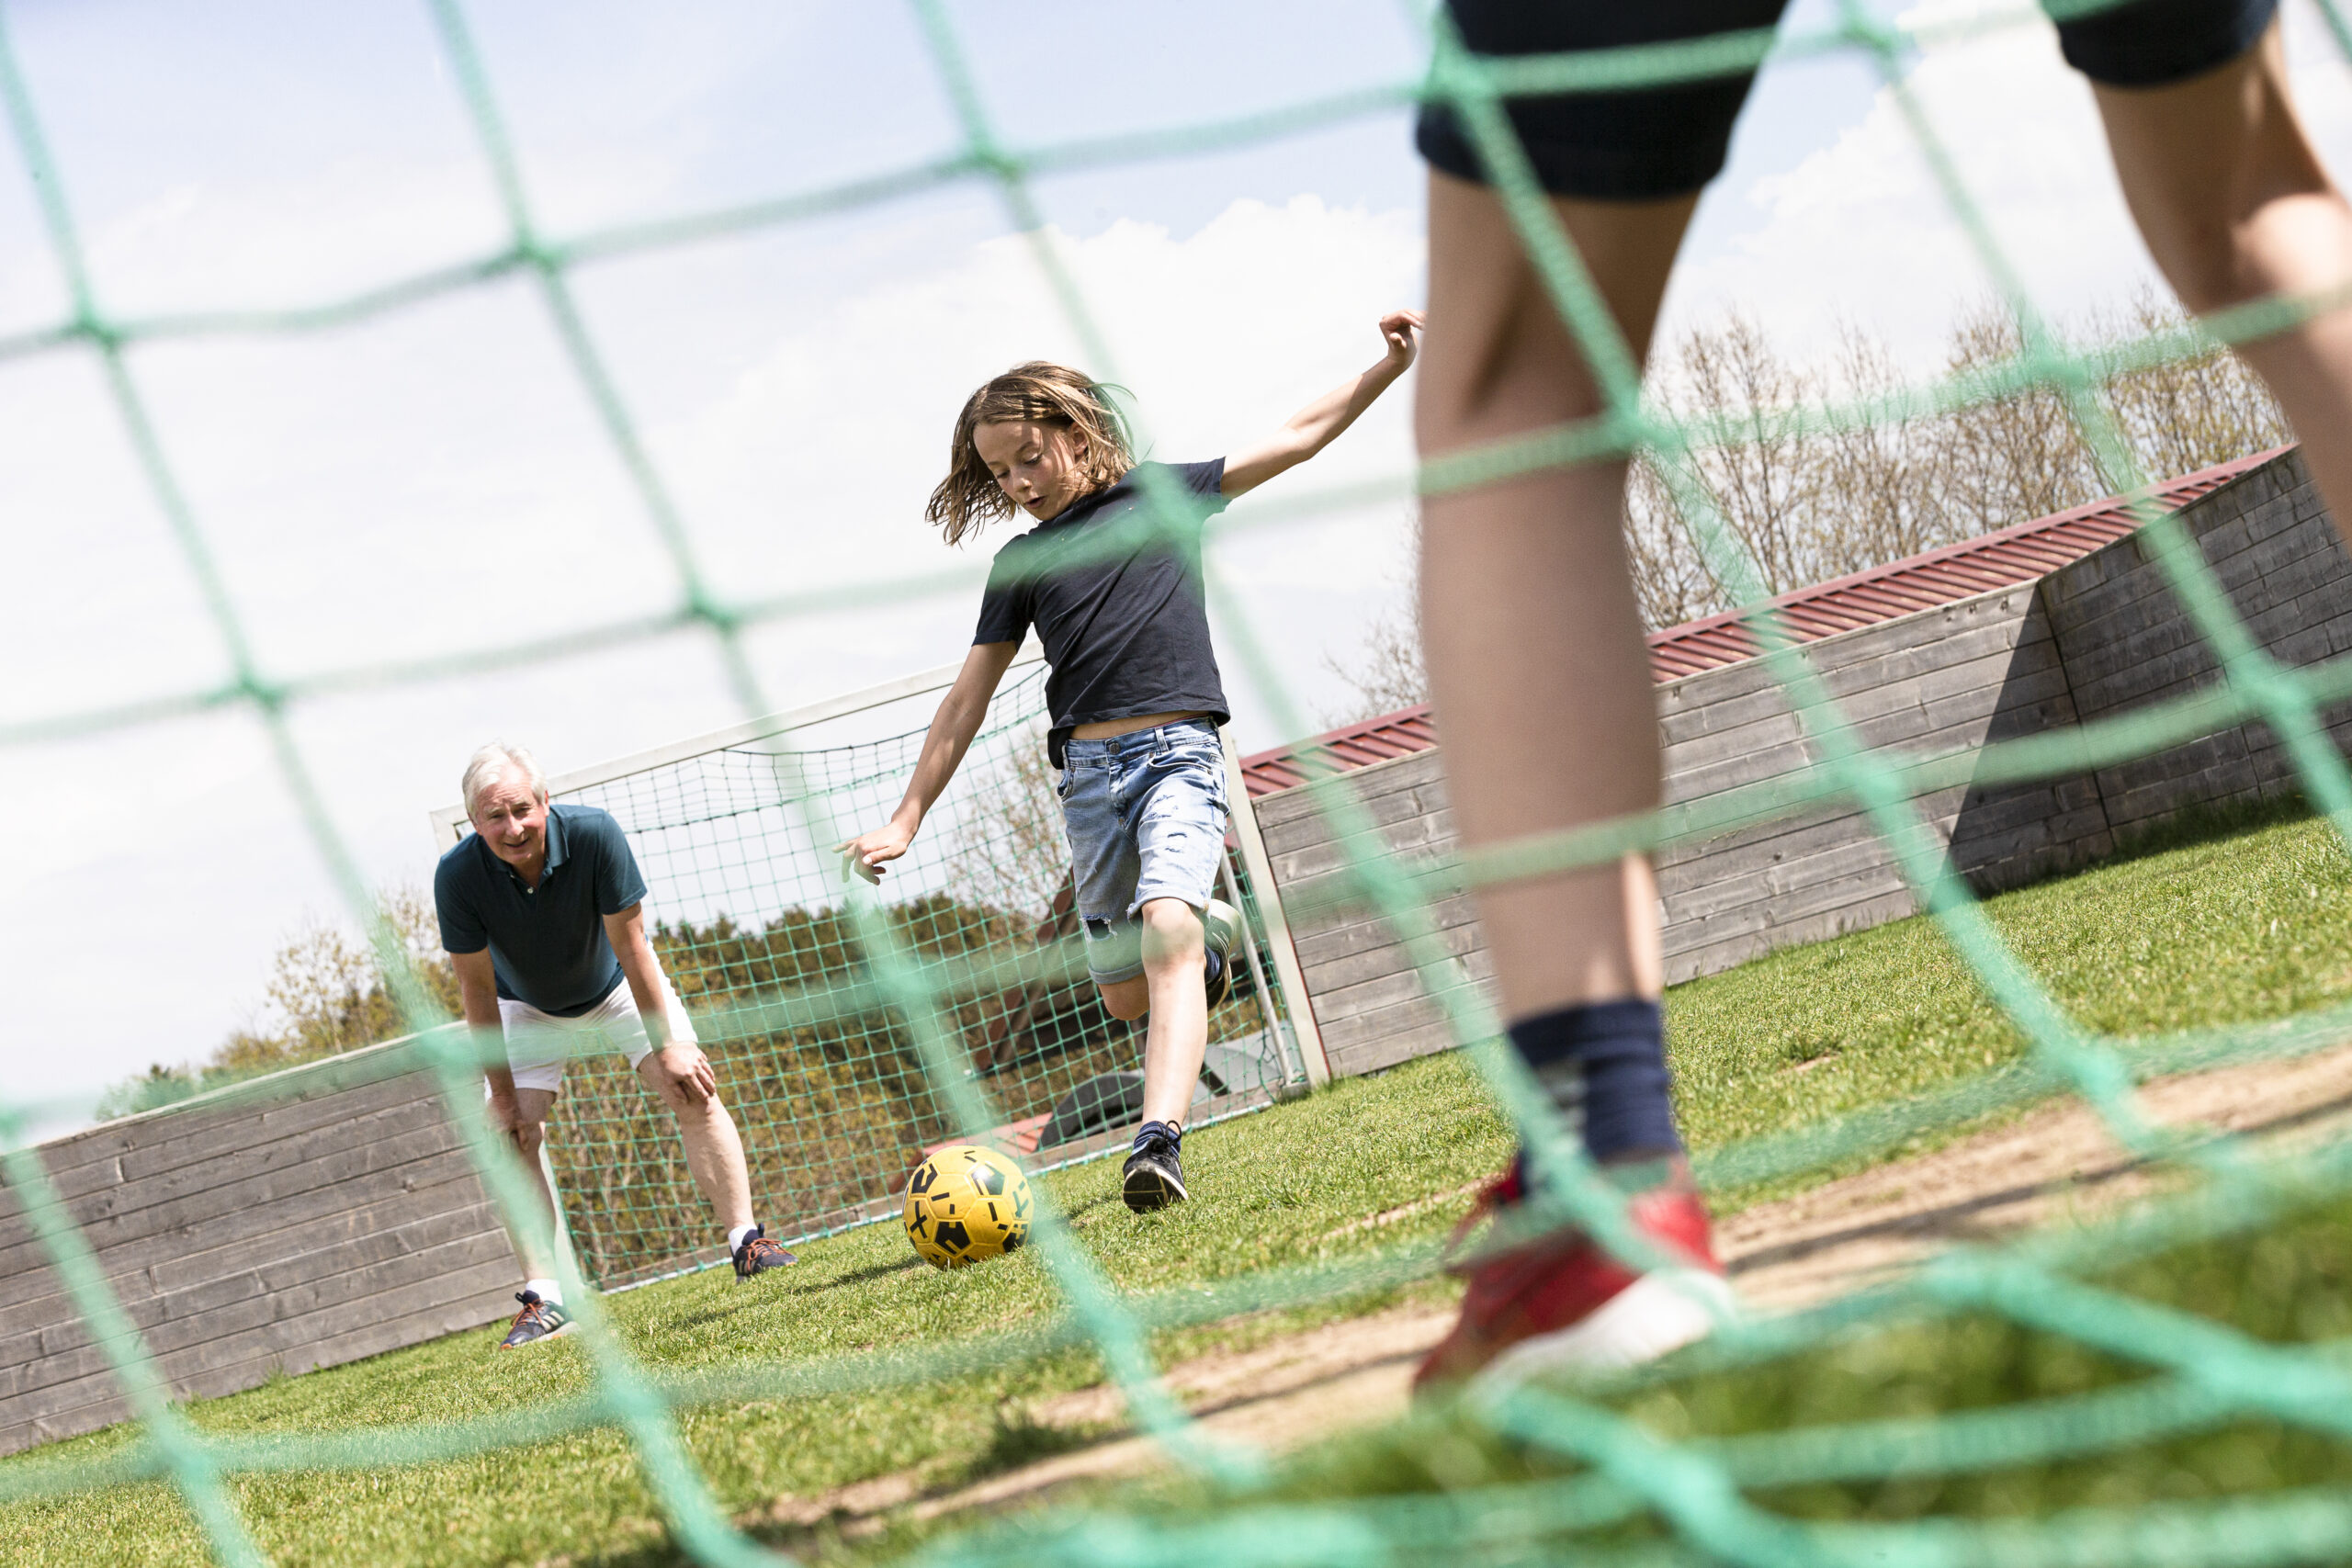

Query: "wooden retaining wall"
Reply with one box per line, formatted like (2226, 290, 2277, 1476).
(0, 1042, 514, 1457)
(1257, 450, 2351, 1077)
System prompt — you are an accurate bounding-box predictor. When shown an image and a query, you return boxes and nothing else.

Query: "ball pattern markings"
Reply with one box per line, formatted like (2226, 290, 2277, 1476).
(903, 1144, 1034, 1269)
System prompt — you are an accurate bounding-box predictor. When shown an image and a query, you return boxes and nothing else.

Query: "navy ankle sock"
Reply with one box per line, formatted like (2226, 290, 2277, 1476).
(1507, 998, 1681, 1165)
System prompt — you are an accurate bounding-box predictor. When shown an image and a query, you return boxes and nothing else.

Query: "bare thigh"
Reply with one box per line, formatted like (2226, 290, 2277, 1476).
(1414, 172, 1697, 1016)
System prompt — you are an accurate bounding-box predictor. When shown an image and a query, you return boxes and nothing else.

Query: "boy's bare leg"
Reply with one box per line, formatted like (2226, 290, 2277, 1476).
(496, 1087, 565, 1280)
(2094, 21, 2352, 530)
(1135, 897, 1210, 1126)
(1415, 172, 1694, 1026)
(636, 1055, 755, 1234)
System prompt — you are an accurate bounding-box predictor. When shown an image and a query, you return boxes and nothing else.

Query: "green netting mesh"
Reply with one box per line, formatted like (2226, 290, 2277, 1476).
(15, 0, 2352, 1563)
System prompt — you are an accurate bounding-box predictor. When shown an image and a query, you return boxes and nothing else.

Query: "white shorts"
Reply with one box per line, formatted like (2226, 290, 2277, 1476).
(494, 976, 697, 1097)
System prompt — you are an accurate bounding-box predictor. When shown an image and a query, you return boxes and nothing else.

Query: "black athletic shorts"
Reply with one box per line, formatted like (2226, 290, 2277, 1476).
(1417, 0, 2280, 201)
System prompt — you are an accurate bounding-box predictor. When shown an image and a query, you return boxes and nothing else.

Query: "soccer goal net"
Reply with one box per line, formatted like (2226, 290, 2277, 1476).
(430, 655, 1307, 1290)
(20, 2, 2352, 1565)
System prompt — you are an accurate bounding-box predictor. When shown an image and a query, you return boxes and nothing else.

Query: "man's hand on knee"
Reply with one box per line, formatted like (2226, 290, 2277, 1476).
(649, 1042, 718, 1107)
(486, 1090, 543, 1159)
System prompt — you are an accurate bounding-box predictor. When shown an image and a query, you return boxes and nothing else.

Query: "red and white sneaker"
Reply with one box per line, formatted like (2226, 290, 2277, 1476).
(1413, 1167, 1734, 1396)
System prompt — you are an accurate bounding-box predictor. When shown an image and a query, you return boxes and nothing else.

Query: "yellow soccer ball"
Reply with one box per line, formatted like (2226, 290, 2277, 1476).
(904, 1144, 1033, 1269)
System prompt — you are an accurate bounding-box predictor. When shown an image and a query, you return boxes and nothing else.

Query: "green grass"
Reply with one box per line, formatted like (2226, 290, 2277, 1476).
(955, 1179, 2352, 1568)
(11, 812, 2352, 1566)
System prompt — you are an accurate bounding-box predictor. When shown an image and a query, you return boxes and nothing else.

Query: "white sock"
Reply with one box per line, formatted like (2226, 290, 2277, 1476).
(524, 1277, 563, 1306)
(727, 1223, 759, 1254)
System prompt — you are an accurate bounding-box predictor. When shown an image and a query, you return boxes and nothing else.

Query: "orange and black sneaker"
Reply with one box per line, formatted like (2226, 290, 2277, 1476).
(731, 1224, 797, 1281)
(496, 1290, 572, 1350)
(1413, 1165, 1733, 1397)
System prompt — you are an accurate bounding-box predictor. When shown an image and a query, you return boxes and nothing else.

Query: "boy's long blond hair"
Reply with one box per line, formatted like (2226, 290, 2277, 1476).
(927, 361, 1136, 546)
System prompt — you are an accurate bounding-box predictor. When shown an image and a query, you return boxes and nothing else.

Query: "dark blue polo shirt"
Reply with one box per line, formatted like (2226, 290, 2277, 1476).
(434, 803, 648, 1017)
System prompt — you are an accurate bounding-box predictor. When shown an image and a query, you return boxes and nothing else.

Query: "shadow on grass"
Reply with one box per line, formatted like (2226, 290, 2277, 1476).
(784, 1256, 929, 1296)
(1057, 1194, 1122, 1231)
(958, 1402, 1114, 1485)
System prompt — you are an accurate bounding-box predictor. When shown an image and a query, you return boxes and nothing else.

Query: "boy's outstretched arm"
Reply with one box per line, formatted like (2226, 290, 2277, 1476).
(1222, 310, 1424, 499)
(838, 640, 1021, 885)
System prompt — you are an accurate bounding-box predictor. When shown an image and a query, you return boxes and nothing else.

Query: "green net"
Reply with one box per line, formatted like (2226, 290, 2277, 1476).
(14, 0, 2352, 1563)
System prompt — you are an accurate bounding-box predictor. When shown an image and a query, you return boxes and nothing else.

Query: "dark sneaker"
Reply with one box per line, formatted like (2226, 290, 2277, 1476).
(1123, 1121, 1188, 1212)
(1202, 898, 1241, 1010)
(1413, 1168, 1732, 1396)
(496, 1290, 571, 1350)
(731, 1224, 797, 1281)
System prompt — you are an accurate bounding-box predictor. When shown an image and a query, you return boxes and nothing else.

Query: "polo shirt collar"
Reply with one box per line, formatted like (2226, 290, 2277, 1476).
(482, 806, 567, 888)
(542, 806, 571, 874)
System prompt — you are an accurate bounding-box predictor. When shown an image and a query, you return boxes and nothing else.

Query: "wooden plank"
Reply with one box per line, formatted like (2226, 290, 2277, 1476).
(0, 1185, 504, 1382)
(1328, 1018, 1471, 1078)
(0, 1145, 490, 1297)
(1665, 888, 1922, 984)
(1320, 990, 1481, 1057)
(0, 1089, 461, 1257)
(1, 1190, 506, 1350)
(0, 1115, 472, 1280)
(0, 1240, 519, 1412)
(1306, 955, 1486, 1032)
(1270, 818, 1457, 891)
(0, 1153, 493, 1323)
(1261, 791, 1459, 876)
(23, 1061, 439, 1191)
(2, 1277, 523, 1458)
(1291, 894, 1482, 968)
(1253, 769, 1450, 854)
(1295, 919, 1491, 998)
(2, 1259, 521, 1455)
(1249, 750, 1447, 831)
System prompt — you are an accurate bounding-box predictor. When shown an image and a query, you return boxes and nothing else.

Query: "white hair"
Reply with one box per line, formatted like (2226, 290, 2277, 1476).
(461, 741, 548, 821)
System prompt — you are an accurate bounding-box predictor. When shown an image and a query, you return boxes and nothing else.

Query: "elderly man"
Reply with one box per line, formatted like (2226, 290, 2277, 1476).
(435, 741, 795, 1349)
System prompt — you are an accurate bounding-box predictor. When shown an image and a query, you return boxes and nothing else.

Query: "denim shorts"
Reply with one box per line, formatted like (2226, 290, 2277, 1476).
(1056, 718, 1230, 985)
(1417, 0, 2278, 200)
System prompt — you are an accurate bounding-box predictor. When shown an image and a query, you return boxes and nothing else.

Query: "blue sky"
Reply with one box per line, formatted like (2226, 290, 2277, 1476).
(7, 0, 2350, 1125)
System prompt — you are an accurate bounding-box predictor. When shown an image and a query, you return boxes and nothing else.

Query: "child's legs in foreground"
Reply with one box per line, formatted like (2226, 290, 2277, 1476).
(1416, 171, 1697, 1172)
(2094, 23, 2352, 533)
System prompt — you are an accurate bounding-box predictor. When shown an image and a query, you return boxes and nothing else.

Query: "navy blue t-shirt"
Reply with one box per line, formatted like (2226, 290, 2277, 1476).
(435, 803, 649, 1017)
(973, 458, 1230, 765)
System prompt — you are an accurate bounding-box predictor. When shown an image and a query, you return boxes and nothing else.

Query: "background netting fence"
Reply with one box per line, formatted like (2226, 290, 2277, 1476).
(15, 0, 2352, 1565)
(494, 661, 1300, 1290)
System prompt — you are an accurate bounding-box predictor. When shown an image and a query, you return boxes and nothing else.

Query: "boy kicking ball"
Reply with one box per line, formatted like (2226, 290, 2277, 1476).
(842, 311, 1422, 1212)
